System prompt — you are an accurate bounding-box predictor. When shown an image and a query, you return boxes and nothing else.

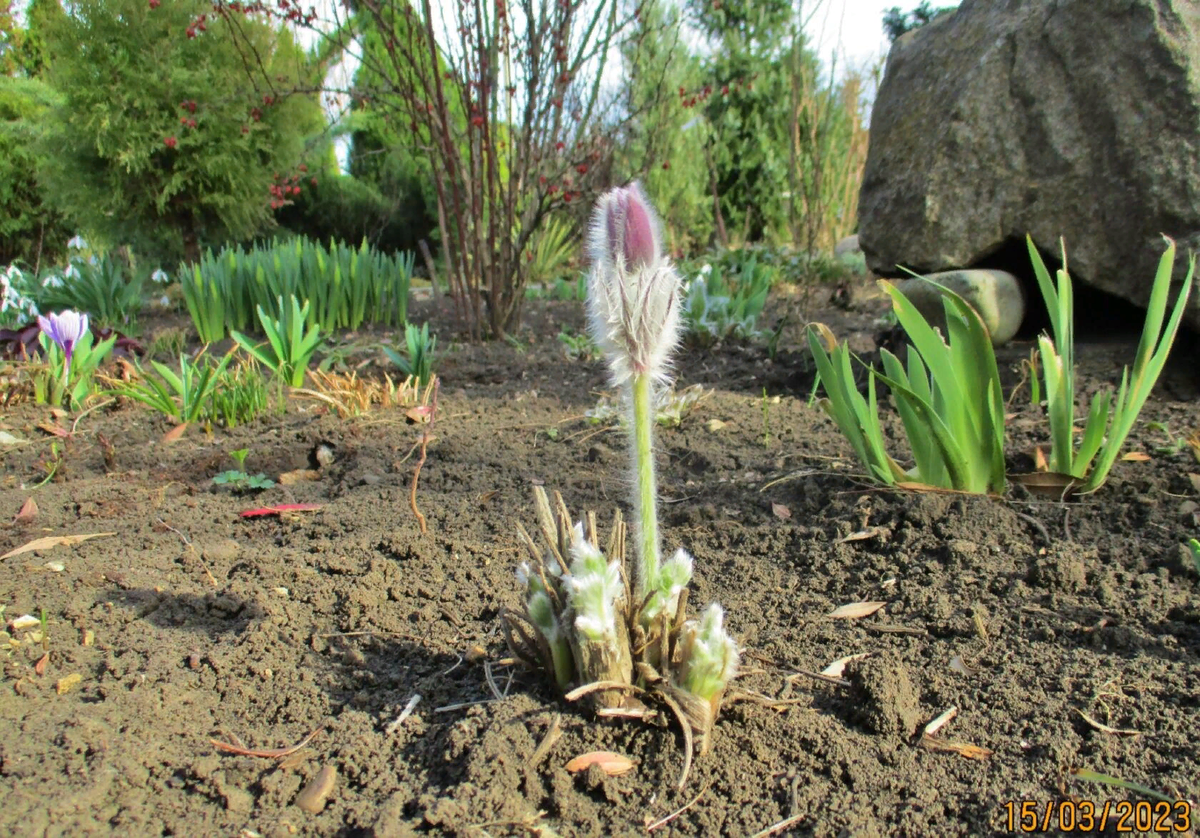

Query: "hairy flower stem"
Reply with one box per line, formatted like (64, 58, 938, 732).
(630, 371, 660, 611)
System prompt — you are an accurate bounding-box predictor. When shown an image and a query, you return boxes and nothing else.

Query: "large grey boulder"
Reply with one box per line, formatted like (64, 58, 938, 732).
(859, 0, 1200, 329)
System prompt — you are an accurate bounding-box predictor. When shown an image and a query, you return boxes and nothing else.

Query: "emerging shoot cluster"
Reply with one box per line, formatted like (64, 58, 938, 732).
(507, 184, 739, 772)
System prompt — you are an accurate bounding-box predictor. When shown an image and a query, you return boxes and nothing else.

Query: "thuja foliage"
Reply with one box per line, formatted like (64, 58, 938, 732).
(0, 76, 71, 267)
(883, 2, 959, 42)
(35, 0, 326, 261)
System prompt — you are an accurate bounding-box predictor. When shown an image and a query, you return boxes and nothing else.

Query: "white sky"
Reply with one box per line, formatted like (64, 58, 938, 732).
(805, 0, 896, 75)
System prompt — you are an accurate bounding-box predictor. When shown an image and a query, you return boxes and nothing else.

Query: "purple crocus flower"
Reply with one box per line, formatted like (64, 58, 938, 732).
(38, 310, 89, 374)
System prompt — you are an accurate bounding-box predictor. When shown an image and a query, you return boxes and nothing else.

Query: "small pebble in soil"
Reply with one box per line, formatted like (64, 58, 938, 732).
(295, 765, 337, 814)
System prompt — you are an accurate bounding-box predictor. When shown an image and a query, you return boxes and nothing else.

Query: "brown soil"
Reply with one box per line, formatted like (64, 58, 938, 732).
(2, 290, 1199, 837)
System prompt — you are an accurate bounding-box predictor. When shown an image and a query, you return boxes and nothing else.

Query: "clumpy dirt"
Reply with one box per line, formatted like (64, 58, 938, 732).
(1, 289, 1199, 837)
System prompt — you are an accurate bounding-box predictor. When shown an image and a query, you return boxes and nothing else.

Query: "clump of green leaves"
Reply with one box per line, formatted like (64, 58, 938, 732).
(383, 322, 436, 387)
(1029, 235, 1194, 494)
(108, 347, 234, 424)
(213, 448, 274, 492)
(185, 237, 414, 343)
(557, 327, 598, 361)
(231, 295, 322, 388)
(209, 360, 273, 427)
(526, 216, 578, 288)
(808, 277, 1006, 494)
(681, 261, 771, 345)
(33, 252, 146, 330)
(145, 326, 189, 362)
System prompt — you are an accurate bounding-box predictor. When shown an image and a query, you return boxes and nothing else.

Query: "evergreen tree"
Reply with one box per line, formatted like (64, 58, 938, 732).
(36, 0, 325, 261)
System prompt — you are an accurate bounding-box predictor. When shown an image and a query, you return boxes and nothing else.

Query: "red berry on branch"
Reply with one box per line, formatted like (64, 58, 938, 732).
(662, 161, 670, 169)
(186, 27, 196, 38)
(164, 136, 177, 148)
(576, 164, 587, 174)
(311, 177, 318, 186)
(298, 163, 307, 172)
(241, 125, 249, 134)
(555, 141, 565, 150)
(562, 192, 572, 203)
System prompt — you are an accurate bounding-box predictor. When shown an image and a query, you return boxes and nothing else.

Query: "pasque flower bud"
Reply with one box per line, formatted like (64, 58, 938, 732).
(586, 182, 683, 386)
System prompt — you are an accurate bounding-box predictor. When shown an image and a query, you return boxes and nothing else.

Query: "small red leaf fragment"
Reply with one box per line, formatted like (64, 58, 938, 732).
(15, 497, 38, 524)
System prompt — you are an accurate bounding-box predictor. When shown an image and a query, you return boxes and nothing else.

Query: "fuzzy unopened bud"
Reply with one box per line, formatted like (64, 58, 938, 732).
(586, 183, 683, 386)
(673, 603, 738, 702)
(563, 523, 622, 643)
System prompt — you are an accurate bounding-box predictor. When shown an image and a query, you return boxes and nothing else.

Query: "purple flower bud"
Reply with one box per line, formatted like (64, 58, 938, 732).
(586, 183, 682, 384)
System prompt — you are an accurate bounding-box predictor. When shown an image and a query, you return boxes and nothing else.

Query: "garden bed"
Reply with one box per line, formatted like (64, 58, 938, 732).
(1, 291, 1198, 836)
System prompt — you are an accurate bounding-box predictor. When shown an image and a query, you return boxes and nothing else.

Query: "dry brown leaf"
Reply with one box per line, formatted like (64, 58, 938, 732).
(1, 532, 116, 560)
(405, 405, 433, 424)
(1120, 451, 1151, 462)
(1033, 446, 1048, 472)
(37, 422, 70, 438)
(821, 652, 868, 678)
(706, 418, 727, 432)
(809, 322, 837, 352)
(1075, 709, 1139, 736)
(161, 423, 188, 444)
(828, 601, 887, 619)
(34, 652, 48, 676)
(919, 736, 992, 760)
(14, 497, 37, 524)
(295, 765, 337, 814)
(837, 526, 887, 544)
(1186, 473, 1200, 494)
(771, 502, 791, 520)
(56, 673, 82, 695)
(1186, 430, 1200, 464)
(49, 408, 68, 421)
(1010, 471, 1082, 499)
(278, 469, 321, 486)
(564, 750, 635, 776)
